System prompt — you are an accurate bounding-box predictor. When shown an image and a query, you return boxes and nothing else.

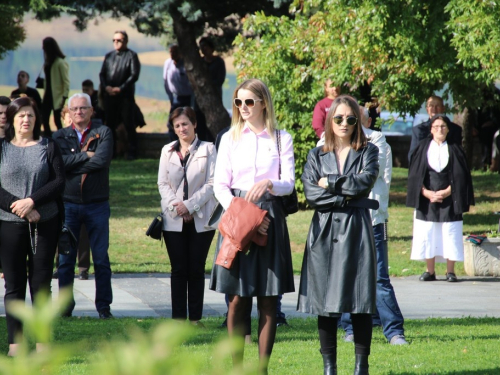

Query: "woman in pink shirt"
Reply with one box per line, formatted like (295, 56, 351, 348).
(210, 79, 295, 372)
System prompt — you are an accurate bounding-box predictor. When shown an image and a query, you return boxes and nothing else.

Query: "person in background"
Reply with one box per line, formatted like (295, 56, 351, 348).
(100, 30, 140, 160)
(299, 95, 378, 375)
(10, 71, 43, 110)
(407, 114, 474, 282)
(312, 79, 342, 138)
(0, 97, 65, 356)
(82, 79, 105, 124)
(52, 107, 92, 281)
(164, 44, 193, 113)
(163, 44, 193, 143)
(210, 79, 295, 373)
(53, 93, 114, 319)
(408, 95, 462, 162)
(340, 106, 408, 346)
(41, 37, 69, 137)
(194, 37, 227, 142)
(0, 96, 10, 138)
(158, 106, 216, 325)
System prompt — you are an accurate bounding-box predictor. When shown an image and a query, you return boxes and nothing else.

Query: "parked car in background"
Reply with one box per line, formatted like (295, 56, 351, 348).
(379, 112, 414, 136)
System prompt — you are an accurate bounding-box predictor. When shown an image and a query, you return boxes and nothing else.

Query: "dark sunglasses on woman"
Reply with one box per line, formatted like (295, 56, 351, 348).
(234, 98, 263, 108)
(333, 115, 358, 126)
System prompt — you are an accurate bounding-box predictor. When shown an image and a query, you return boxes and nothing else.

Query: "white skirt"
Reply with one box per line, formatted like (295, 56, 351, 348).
(411, 213, 464, 262)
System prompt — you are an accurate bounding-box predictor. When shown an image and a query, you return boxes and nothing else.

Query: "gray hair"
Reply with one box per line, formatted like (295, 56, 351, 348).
(359, 106, 370, 126)
(68, 93, 92, 108)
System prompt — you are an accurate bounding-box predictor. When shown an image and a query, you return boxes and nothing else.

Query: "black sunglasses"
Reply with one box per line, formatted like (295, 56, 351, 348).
(234, 98, 263, 108)
(332, 115, 358, 126)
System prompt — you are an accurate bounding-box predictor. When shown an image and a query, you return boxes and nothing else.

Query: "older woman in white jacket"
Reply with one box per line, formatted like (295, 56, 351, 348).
(158, 106, 217, 325)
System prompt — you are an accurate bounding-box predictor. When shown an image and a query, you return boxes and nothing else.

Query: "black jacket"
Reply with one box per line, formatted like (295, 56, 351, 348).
(99, 49, 140, 98)
(406, 137, 474, 215)
(52, 122, 113, 204)
(408, 119, 462, 162)
(297, 143, 379, 316)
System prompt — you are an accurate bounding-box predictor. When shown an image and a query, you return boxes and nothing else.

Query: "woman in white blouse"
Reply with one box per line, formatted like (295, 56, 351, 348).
(209, 79, 295, 372)
(407, 115, 474, 282)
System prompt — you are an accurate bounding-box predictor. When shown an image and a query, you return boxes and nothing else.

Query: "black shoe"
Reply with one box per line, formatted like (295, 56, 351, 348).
(320, 349, 337, 375)
(99, 308, 113, 319)
(52, 270, 58, 279)
(220, 313, 227, 328)
(354, 354, 369, 375)
(276, 316, 289, 327)
(446, 272, 458, 282)
(419, 272, 436, 281)
(60, 310, 72, 318)
(79, 271, 89, 280)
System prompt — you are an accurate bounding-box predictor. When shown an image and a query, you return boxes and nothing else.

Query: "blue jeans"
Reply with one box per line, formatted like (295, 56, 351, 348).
(342, 223, 405, 341)
(58, 201, 113, 313)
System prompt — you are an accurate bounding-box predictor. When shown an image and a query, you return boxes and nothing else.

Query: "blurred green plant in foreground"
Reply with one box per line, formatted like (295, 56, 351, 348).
(0, 290, 254, 375)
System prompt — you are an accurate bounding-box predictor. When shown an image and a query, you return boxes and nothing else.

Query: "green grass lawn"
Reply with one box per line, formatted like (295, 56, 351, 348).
(107, 160, 500, 277)
(1, 316, 498, 374)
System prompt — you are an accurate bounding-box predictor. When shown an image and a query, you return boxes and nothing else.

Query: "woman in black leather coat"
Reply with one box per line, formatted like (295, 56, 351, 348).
(298, 95, 379, 375)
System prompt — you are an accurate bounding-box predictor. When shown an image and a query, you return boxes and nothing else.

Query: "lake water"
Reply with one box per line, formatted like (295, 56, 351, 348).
(0, 47, 237, 109)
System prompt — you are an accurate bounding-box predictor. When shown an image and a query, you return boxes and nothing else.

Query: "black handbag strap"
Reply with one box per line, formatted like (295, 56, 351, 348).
(275, 129, 282, 178)
(180, 138, 202, 199)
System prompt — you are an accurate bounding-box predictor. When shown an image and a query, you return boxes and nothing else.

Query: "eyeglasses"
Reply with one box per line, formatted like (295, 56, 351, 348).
(431, 125, 447, 130)
(112, 39, 124, 43)
(234, 98, 263, 108)
(69, 106, 91, 113)
(332, 115, 358, 126)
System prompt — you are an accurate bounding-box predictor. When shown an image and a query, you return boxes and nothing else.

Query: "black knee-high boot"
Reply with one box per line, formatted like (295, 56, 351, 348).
(320, 349, 337, 375)
(353, 354, 369, 375)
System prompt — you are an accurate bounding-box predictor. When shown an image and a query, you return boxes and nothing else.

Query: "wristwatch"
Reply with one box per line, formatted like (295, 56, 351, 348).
(168, 205, 174, 211)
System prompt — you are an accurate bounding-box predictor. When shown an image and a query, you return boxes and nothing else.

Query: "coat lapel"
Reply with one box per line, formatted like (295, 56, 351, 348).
(343, 148, 362, 175)
(319, 150, 339, 175)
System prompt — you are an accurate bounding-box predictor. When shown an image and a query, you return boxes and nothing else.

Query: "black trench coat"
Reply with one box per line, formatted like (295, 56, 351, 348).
(297, 143, 379, 316)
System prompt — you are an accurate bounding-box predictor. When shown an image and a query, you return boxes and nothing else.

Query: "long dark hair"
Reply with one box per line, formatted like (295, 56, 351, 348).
(43, 37, 66, 66)
(323, 95, 367, 152)
(5, 97, 42, 142)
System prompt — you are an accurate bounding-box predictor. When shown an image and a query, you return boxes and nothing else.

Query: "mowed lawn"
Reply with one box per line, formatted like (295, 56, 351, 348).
(107, 160, 500, 278)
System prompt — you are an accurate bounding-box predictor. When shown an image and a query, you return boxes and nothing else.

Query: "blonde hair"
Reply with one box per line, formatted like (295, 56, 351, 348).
(322, 95, 367, 152)
(230, 79, 278, 141)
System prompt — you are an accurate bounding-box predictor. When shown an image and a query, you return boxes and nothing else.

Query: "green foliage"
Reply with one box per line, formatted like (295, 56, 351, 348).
(234, 0, 500, 202)
(0, 3, 27, 59)
(0, 290, 251, 375)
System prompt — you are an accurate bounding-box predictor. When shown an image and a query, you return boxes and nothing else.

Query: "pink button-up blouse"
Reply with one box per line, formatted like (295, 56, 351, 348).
(214, 125, 295, 209)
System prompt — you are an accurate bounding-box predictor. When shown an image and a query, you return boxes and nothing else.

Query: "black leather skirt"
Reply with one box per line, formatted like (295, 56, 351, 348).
(209, 190, 295, 297)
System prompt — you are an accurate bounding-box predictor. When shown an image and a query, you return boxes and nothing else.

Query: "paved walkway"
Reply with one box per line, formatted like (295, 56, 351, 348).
(2, 274, 499, 319)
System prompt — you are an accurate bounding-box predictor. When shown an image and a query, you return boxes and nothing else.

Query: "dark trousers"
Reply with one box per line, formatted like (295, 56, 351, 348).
(163, 223, 215, 321)
(54, 224, 91, 273)
(58, 201, 112, 313)
(42, 94, 62, 136)
(104, 94, 138, 156)
(0, 216, 59, 343)
(341, 223, 405, 341)
(78, 225, 91, 272)
(319, 314, 372, 356)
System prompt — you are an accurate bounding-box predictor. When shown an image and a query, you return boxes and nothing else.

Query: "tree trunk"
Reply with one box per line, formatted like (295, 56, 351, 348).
(171, 11, 230, 137)
(461, 107, 476, 167)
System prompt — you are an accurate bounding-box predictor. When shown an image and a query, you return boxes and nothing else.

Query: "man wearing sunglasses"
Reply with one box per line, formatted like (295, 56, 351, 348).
(408, 95, 462, 162)
(99, 30, 141, 160)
